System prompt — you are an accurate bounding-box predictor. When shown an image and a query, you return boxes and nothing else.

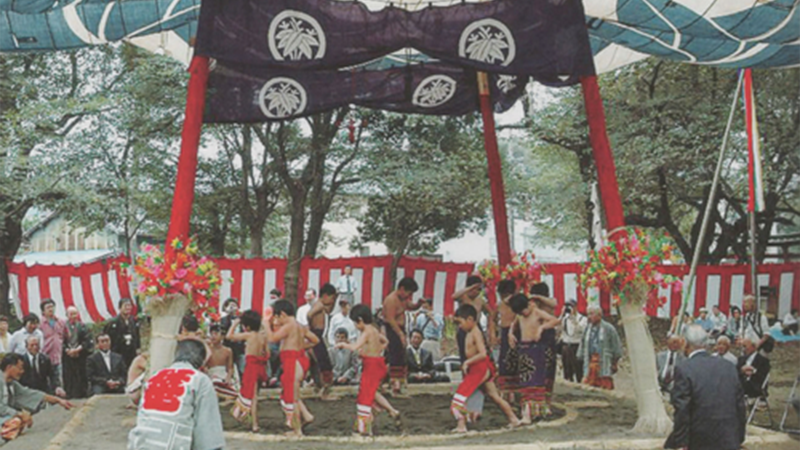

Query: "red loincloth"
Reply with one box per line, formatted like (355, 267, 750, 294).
(451, 356, 496, 420)
(279, 350, 311, 413)
(233, 354, 268, 420)
(583, 354, 614, 390)
(355, 356, 388, 434)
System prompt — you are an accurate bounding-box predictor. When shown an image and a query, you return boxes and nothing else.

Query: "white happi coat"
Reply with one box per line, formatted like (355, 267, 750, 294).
(128, 362, 225, 450)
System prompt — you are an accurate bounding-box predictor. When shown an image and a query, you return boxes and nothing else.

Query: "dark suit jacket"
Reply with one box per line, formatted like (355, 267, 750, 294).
(737, 352, 770, 397)
(20, 352, 58, 394)
(406, 347, 434, 376)
(665, 351, 746, 450)
(86, 351, 127, 390)
(103, 316, 140, 366)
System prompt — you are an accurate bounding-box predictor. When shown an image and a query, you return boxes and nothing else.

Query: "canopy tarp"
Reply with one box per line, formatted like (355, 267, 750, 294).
(0, 0, 796, 72)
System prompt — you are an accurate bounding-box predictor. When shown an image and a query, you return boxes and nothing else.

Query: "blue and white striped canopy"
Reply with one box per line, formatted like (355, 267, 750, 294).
(0, 0, 797, 72)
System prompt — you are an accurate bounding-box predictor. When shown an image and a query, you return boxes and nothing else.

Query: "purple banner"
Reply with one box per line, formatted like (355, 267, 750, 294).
(196, 0, 594, 85)
(203, 62, 527, 122)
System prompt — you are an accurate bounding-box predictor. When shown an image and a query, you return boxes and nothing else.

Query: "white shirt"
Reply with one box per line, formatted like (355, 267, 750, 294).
(710, 311, 728, 330)
(9, 329, 44, 355)
(784, 313, 798, 326)
(335, 275, 358, 295)
(561, 313, 588, 345)
(327, 313, 358, 344)
(296, 303, 313, 327)
(100, 350, 112, 372)
(742, 312, 770, 342)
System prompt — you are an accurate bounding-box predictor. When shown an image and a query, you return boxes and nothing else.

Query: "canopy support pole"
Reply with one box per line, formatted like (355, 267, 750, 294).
(477, 72, 512, 269)
(580, 75, 624, 313)
(165, 56, 210, 251)
(675, 70, 744, 335)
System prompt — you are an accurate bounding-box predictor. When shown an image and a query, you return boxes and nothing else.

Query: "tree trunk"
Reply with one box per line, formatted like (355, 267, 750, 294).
(0, 210, 25, 317)
(248, 216, 265, 257)
(283, 194, 307, 304)
(618, 288, 673, 435)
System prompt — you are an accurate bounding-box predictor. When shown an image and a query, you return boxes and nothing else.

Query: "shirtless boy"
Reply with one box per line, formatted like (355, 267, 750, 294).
(336, 304, 400, 436)
(451, 304, 521, 433)
(382, 277, 422, 395)
(268, 300, 318, 436)
(509, 294, 560, 422)
(307, 283, 338, 400)
(207, 324, 236, 398)
(227, 310, 269, 431)
(495, 279, 519, 400)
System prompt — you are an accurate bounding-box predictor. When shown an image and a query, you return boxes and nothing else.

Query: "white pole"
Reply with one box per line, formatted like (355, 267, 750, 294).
(675, 71, 744, 336)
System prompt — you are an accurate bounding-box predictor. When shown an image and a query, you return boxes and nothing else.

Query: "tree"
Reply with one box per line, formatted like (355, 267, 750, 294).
(357, 114, 491, 279)
(59, 46, 186, 258)
(0, 50, 112, 315)
(529, 61, 800, 262)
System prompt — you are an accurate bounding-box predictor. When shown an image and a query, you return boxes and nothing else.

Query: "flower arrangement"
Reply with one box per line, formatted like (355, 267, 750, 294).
(127, 238, 222, 321)
(579, 228, 682, 308)
(477, 251, 546, 294)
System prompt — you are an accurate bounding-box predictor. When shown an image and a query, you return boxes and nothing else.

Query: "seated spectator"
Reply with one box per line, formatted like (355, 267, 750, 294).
(737, 338, 770, 399)
(407, 329, 436, 383)
(727, 306, 742, 340)
(8, 314, 44, 355)
(328, 328, 358, 385)
(20, 336, 64, 397)
(709, 305, 728, 336)
(327, 299, 358, 345)
(413, 298, 444, 361)
(656, 335, 686, 394)
(695, 308, 714, 332)
(87, 334, 127, 395)
(783, 309, 798, 335)
(0, 353, 73, 443)
(713, 336, 737, 365)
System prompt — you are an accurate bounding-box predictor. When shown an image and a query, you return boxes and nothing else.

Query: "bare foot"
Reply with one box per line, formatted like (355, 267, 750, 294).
(284, 430, 303, 437)
(451, 426, 468, 434)
(520, 417, 532, 425)
(507, 419, 523, 429)
(302, 414, 315, 425)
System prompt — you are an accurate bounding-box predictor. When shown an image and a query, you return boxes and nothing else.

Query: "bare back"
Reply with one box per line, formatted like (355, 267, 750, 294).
(357, 325, 387, 358)
(244, 331, 269, 357)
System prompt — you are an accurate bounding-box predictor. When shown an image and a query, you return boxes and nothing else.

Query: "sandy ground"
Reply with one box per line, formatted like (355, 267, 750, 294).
(9, 317, 800, 449)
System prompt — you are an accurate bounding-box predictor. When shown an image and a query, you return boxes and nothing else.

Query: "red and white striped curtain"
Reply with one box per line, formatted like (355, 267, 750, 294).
(6, 257, 799, 324)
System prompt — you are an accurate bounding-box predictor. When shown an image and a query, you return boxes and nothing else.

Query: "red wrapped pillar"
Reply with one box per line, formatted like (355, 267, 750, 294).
(477, 72, 512, 268)
(580, 75, 625, 232)
(165, 56, 210, 250)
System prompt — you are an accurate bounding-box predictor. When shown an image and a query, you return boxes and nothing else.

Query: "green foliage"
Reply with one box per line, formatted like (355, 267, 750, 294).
(357, 114, 490, 258)
(529, 61, 800, 263)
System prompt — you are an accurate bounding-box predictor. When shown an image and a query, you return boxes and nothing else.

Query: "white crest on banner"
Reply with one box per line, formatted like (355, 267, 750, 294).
(412, 75, 457, 108)
(458, 18, 516, 66)
(259, 77, 308, 119)
(496, 74, 517, 93)
(268, 10, 327, 61)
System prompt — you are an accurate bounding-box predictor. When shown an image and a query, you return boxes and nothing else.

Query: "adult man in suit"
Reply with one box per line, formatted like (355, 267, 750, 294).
(103, 298, 140, 368)
(665, 325, 746, 450)
(407, 329, 435, 383)
(87, 334, 127, 395)
(737, 338, 770, 399)
(20, 336, 64, 397)
(656, 335, 686, 394)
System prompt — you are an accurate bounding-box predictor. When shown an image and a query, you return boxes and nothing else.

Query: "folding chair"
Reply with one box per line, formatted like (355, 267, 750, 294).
(747, 372, 774, 428)
(780, 374, 800, 434)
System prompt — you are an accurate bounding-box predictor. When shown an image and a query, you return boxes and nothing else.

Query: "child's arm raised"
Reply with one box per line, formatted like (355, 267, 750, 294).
(539, 309, 561, 330)
(267, 323, 288, 343)
(225, 318, 251, 342)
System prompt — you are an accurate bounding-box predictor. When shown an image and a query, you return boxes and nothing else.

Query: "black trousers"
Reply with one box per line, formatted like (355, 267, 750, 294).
(561, 342, 583, 383)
